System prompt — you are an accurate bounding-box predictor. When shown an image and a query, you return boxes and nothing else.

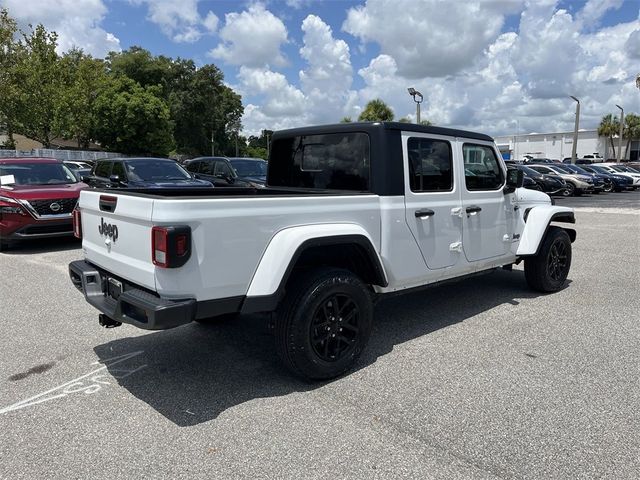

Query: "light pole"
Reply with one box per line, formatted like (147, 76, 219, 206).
(569, 96, 580, 164)
(512, 119, 519, 162)
(615, 104, 624, 162)
(407, 88, 423, 124)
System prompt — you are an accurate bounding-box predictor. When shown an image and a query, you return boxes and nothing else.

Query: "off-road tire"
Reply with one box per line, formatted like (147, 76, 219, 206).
(524, 226, 572, 292)
(275, 268, 373, 381)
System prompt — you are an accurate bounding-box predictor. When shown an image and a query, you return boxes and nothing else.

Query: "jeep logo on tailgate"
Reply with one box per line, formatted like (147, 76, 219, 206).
(98, 217, 118, 242)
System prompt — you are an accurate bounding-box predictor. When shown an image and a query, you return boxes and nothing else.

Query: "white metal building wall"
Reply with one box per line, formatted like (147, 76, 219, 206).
(494, 130, 621, 161)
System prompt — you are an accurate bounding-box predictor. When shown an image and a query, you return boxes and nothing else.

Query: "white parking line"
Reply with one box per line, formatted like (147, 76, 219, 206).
(0, 351, 147, 415)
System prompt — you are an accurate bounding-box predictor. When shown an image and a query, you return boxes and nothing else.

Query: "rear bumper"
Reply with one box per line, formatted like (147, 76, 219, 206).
(69, 260, 196, 330)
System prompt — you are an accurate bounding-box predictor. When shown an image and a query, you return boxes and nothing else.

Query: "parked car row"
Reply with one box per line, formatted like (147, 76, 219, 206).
(0, 155, 268, 248)
(510, 161, 640, 196)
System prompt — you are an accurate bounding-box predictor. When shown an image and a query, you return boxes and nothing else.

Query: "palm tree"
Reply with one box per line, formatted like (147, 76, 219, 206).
(598, 113, 620, 159)
(358, 99, 394, 122)
(623, 113, 640, 159)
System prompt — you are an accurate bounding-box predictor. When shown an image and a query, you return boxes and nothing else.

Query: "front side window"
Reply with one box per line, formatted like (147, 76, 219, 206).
(269, 132, 370, 191)
(407, 138, 453, 192)
(214, 161, 234, 177)
(94, 161, 112, 178)
(185, 161, 200, 173)
(200, 161, 214, 175)
(463, 144, 504, 190)
(111, 162, 126, 180)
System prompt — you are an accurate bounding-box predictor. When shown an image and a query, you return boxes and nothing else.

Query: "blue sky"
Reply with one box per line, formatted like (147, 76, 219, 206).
(2, 0, 640, 137)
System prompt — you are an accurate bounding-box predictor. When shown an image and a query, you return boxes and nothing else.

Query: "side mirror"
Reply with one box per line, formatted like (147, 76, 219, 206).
(504, 169, 523, 194)
(109, 174, 121, 184)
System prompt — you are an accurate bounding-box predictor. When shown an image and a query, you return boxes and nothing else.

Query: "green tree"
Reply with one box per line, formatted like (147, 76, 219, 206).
(340, 116, 352, 123)
(93, 76, 174, 155)
(0, 8, 20, 148)
(58, 48, 108, 148)
(420, 119, 433, 126)
(358, 99, 394, 122)
(12, 23, 65, 147)
(108, 48, 244, 156)
(623, 113, 640, 159)
(598, 113, 621, 159)
(107, 47, 175, 95)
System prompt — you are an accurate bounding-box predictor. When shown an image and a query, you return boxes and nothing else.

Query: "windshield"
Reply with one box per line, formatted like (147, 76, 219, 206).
(230, 159, 267, 177)
(124, 160, 191, 181)
(565, 165, 589, 174)
(547, 165, 569, 174)
(518, 165, 541, 176)
(0, 163, 78, 185)
(589, 166, 609, 175)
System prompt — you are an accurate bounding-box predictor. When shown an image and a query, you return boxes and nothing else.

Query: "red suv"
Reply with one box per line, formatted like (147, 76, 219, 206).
(0, 157, 86, 248)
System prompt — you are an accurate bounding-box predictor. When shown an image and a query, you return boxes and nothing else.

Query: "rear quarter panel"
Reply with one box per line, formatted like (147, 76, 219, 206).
(151, 194, 381, 300)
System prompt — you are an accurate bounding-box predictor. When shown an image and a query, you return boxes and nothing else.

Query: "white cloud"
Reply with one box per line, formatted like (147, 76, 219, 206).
(342, 0, 516, 78)
(238, 14, 360, 136)
(130, 0, 218, 43)
(1, 0, 121, 57)
(210, 4, 288, 68)
(576, 0, 624, 29)
(237, 67, 306, 117)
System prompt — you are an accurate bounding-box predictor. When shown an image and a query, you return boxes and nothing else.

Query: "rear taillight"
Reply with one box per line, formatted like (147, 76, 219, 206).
(72, 208, 82, 238)
(151, 226, 191, 268)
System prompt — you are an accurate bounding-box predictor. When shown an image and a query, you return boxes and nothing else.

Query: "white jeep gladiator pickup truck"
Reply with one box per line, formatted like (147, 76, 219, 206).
(69, 122, 576, 380)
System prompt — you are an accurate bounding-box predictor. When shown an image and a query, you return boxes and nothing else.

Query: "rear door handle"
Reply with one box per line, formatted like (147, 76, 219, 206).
(466, 206, 482, 214)
(415, 209, 435, 218)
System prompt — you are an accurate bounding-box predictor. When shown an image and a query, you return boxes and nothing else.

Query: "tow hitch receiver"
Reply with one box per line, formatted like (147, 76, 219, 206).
(99, 313, 122, 328)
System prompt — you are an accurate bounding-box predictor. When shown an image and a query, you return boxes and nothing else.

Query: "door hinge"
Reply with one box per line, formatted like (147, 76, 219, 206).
(449, 241, 463, 253)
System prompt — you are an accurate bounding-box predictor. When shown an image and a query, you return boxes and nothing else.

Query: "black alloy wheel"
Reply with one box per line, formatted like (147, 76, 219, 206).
(547, 239, 569, 282)
(310, 294, 360, 362)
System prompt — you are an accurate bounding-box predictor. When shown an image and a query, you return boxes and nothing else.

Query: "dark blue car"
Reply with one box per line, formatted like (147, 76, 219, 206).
(582, 165, 633, 192)
(85, 158, 214, 189)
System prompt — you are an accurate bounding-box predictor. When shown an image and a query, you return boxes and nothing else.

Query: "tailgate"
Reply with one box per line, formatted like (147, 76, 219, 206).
(79, 190, 156, 291)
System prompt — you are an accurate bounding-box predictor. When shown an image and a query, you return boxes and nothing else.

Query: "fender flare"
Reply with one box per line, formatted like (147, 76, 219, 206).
(242, 224, 387, 313)
(517, 206, 576, 256)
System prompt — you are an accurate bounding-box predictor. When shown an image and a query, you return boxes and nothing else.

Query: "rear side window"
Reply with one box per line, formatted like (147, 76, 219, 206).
(94, 161, 112, 178)
(463, 144, 504, 190)
(407, 138, 453, 192)
(269, 132, 370, 191)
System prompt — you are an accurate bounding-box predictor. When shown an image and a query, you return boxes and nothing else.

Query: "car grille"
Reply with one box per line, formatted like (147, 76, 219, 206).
(27, 198, 77, 216)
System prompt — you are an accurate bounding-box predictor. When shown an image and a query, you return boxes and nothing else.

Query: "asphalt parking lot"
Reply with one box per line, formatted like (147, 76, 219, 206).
(1, 192, 639, 479)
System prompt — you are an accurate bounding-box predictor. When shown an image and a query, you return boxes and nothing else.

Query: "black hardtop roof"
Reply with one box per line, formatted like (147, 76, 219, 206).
(272, 122, 494, 142)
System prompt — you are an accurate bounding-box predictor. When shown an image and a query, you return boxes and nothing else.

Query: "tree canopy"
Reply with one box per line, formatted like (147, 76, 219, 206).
(0, 9, 244, 156)
(358, 99, 394, 122)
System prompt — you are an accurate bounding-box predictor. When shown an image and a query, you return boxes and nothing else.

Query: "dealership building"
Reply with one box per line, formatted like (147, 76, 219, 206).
(494, 129, 639, 162)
